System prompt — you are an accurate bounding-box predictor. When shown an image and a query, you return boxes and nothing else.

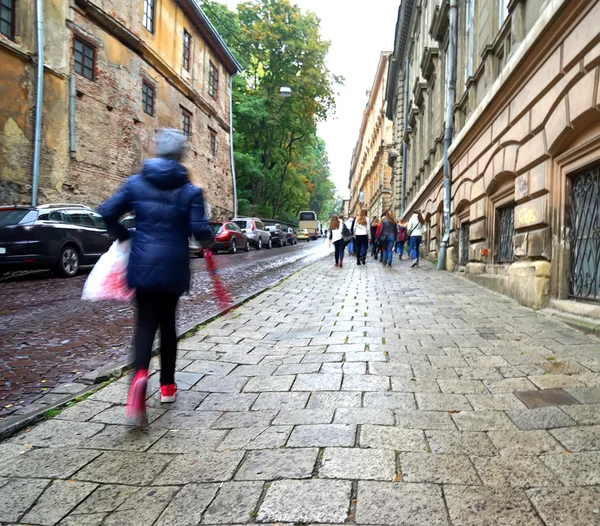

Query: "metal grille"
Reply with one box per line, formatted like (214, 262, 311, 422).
(569, 167, 600, 301)
(496, 205, 514, 263)
(459, 222, 469, 266)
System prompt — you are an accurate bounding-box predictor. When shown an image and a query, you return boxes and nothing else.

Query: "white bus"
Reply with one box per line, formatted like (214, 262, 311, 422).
(298, 211, 319, 240)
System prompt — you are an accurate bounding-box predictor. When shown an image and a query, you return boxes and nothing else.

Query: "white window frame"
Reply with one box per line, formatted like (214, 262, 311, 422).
(143, 0, 154, 34)
(499, 0, 509, 28)
(465, 0, 475, 81)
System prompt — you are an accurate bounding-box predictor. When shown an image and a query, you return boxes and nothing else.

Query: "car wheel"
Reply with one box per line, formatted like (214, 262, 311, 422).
(229, 239, 237, 254)
(257, 237, 262, 250)
(267, 238, 272, 249)
(56, 246, 79, 277)
(245, 241, 250, 252)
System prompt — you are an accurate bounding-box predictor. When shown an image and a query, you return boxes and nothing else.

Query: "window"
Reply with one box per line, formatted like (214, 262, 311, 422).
(73, 38, 95, 80)
(496, 204, 515, 263)
(208, 62, 219, 99)
(465, 0, 475, 81)
(66, 211, 95, 228)
(182, 109, 191, 138)
(210, 132, 217, 156)
(182, 30, 191, 71)
(499, 0, 509, 28)
(142, 81, 155, 116)
(143, 0, 154, 33)
(0, 0, 15, 40)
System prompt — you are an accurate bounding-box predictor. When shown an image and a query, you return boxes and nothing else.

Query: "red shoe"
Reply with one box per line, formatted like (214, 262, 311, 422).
(339, 261, 343, 268)
(334, 262, 339, 267)
(160, 383, 177, 403)
(126, 368, 148, 427)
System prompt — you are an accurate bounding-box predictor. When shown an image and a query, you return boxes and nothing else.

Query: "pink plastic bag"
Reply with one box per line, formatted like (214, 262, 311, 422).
(81, 240, 135, 302)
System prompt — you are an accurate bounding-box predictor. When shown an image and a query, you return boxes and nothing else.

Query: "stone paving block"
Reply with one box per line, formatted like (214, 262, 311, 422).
(272, 409, 334, 425)
(455, 366, 504, 381)
(91, 406, 165, 426)
(425, 430, 497, 456)
(274, 363, 321, 375)
(415, 393, 472, 411)
(235, 448, 319, 480)
(452, 410, 517, 431)
(0, 443, 31, 464)
(60, 512, 106, 525)
(183, 360, 236, 376)
(334, 408, 394, 425)
(193, 375, 249, 393)
(202, 481, 264, 524)
(0, 477, 50, 523)
(102, 485, 179, 526)
(549, 425, 600, 452)
(472, 455, 559, 488)
(302, 352, 344, 363)
(244, 375, 295, 392)
(218, 425, 292, 450)
(506, 406, 576, 430)
(229, 364, 278, 377)
(445, 485, 541, 525)
(562, 404, 600, 424)
(257, 479, 351, 523)
(488, 430, 565, 456)
(342, 374, 390, 391)
(211, 410, 277, 429)
(345, 351, 387, 362)
(483, 377, 538, 393)
(395, 410, 456, 430)
(219, 352, 264, 365)
(319, 447, 395, 481)
(88, 381, 131, 403)
(321, 361, 368, 374)
(146, 391, 208, 411)
(252, 391, 309, 410)
(306, 391, 362, 408)
(363, 392, 416, 411)
(566, 387, 600, 404)
(9, 420, 104, 448)
(391, 376, 441, 393)
(368, 362, 412, 376)
(152, 410, 221, 429)
(437, 379, 488, 394)
(465, 356, 510, 368)
(82, 425, 167, 452)
(287, 424, 356, 447)
(355, 481, 448, 525)
(541, 450, 600, 485)
(292, 373, 342, 391)
(526, 487, 600, 526)
(22, 479, 97, 526)
(412, 365, 459, 379)
(359, 425, 427, 452)
(153, 451, 244, 484)
(55, 400, 113, 422)
(529, 374, 585, 390)
(327, 343, 366, 354)
(399, 452, 479, 484)
(74, 452, 172, 485)
(0, 447, 101, 479)
(154, 483, 218, 526)
(71, 484, 141, 514)
(197, 393, 258, 412)
(150, 429, 228, 454)
(466, 393, 527, 411)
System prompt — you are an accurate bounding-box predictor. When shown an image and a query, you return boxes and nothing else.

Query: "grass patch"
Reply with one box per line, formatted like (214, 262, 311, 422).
(344, 336, 349, 344)
(382, 338, 387, 345)
(44, 408, 64, 419)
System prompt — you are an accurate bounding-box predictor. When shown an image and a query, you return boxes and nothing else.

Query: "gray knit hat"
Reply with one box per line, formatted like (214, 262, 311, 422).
(155, 128, 188, 160)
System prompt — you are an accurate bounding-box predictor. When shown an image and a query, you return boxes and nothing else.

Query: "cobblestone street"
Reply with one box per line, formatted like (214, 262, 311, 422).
(1, 256, 600, 524)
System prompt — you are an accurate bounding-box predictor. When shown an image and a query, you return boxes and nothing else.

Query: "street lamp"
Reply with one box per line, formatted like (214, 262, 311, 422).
(279, 86, 292, 97)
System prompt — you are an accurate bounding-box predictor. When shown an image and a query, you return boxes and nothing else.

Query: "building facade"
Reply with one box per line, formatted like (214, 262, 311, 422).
(348, 53, 394, 218)
(0, 0, 240, 219)
(386, 0, 600, 311)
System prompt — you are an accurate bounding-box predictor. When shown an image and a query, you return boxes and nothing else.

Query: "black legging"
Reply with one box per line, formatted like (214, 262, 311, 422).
(134, 290, 180, 384)
(355, 235, 368, 261)
(333, 239, 345, 264)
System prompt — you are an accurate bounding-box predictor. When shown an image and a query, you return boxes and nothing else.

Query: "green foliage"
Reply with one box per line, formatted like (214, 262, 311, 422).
(202, 0, 341, 221)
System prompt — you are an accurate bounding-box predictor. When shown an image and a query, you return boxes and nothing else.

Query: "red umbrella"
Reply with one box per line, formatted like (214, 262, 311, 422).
(203, 249, 233, 309)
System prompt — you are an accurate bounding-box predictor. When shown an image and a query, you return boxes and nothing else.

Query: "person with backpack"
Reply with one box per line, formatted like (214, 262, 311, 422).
(351, 209, 370, 266)
(370, 216, 379, 258)
(407, 210, 426, 268)
(328, 214, 346, 268)
(345, 216, 355, 256)
(378, 210, 398, 267)
(396, 220, 408, 260)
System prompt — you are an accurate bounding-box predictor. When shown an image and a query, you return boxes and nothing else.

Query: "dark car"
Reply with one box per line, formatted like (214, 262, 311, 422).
(0, 204, 112, 278)
(266, 225, 285, 247)
(285, 227, 298, 245)
(210, 222, 250, 254)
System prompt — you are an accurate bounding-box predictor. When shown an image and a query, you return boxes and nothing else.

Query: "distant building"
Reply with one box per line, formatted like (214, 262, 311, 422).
(342, 199, 350, 218)
(0, 0, 241, 218)
(386, 0, 600, 310)
(348, 52, 394, 218)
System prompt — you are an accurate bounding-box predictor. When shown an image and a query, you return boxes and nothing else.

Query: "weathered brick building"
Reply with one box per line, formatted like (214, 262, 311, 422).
(348, 52, 394, 219)
(386, 0, 600, 311)
(0, 0, 240, 219)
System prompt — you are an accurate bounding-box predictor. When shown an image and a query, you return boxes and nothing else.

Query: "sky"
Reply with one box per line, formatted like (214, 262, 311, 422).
(221, 0, 401, 198)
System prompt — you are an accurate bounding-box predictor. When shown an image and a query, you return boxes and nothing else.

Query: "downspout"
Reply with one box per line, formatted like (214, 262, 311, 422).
(401, 56, 410, 216)
(436, 0, 458, 271)
(32, 0, 44, 206)
(229, 75, 238, 218)
(69, 76, 76, 159)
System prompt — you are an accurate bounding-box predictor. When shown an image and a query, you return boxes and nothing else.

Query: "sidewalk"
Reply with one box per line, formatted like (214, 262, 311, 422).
(1, 255, 600, 525)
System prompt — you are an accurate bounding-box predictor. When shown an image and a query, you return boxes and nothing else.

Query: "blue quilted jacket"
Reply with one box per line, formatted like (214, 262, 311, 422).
(99, 158, 213, 296)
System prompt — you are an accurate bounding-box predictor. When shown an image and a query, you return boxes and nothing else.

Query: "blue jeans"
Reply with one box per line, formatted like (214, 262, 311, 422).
(409, 236, 422, 260)
(396, 241, 405, 256)
(383, 234, 395, 265)
(347, 240, 354, 255)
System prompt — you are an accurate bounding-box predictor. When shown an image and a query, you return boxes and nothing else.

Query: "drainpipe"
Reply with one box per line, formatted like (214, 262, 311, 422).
(437, 0, 458, 271)
(69, 76, 76, 159)
(401, 57, 410, 216)
(229, 76, 238, 218)
(31, 0, 44, 206)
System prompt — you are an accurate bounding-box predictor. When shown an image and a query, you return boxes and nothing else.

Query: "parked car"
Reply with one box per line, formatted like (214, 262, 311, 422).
(285, 227, 298, 245)
(266, 225, 285, 247)
(297, 229, 310, 241)
(210, 221, 250, 254)
(232, 217, 271, 249)
(0, 204, 112, 278)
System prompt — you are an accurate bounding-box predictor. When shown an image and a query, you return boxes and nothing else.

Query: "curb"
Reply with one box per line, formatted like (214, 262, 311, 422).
(0, 254, 327, 441)
(542, 308, 600, 339)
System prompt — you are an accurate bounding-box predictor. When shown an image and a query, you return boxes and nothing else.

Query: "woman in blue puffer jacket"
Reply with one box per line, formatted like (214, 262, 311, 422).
(100, 128, 213, 426)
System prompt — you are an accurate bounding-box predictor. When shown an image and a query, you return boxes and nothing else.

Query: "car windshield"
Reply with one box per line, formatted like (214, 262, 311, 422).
(232, 220, 248, 229)
(210, 223, 224, 235)
(0, 209, 37, 227)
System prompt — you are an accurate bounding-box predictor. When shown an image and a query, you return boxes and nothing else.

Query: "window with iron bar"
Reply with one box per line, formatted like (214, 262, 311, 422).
(183, 30, 191, 71)
(74, 37, 95, 80)
(142, 81, 155, 116)
(182, 109, 191, 139)
(0, 0, 15, 40)
(209, 62, 219, 99)
(143, 0, 154, 33)
(210, 133, 217, 157)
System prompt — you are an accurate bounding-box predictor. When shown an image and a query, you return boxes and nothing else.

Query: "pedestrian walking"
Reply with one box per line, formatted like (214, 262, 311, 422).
(345, 216, 355, 256)
(407, 210, 426, 268)
(396, 220, 408, 260)
(100, 128, 213, 426)
(370, 216, 379, 258)
(328, 214, 345, 268)
(379, 210, 398, 267)
(352, 209, 370, 266)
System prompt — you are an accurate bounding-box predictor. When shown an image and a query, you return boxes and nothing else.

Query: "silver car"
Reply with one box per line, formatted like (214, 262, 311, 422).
(232, 217, 272, 249)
